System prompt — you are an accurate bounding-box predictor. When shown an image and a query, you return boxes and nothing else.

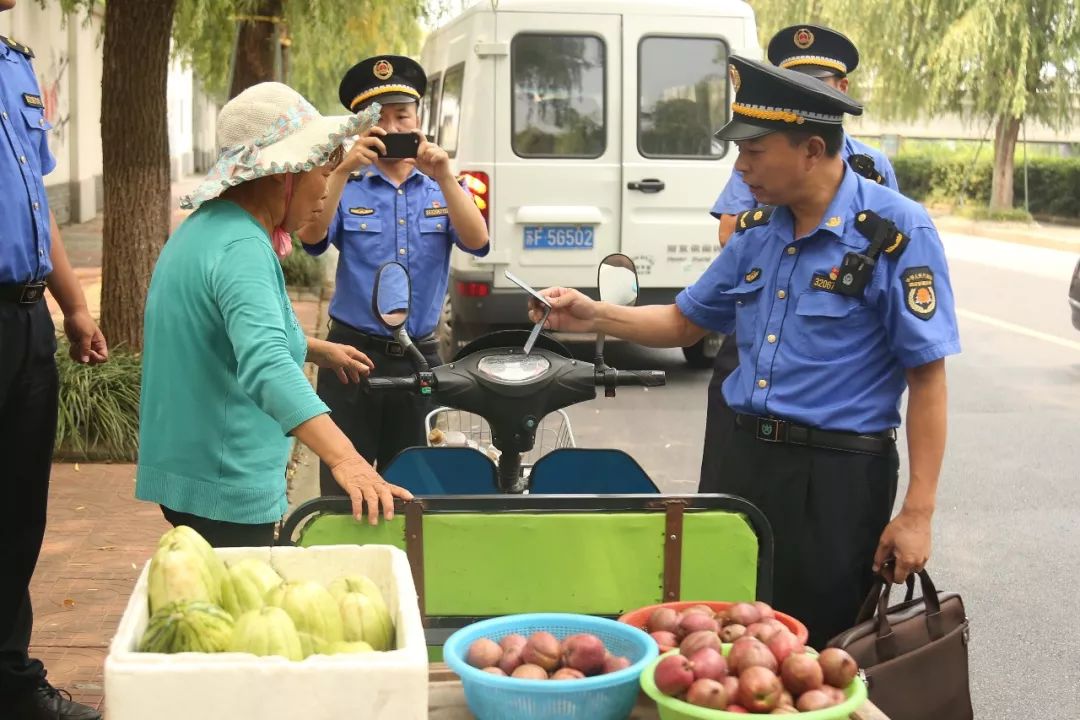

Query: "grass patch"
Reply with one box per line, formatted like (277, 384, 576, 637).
(54, 340, 141, 463)
(955, 205, 1034, 223)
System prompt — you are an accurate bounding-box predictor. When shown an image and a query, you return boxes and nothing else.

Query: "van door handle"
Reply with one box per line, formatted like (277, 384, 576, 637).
(627, 178, 665, 193)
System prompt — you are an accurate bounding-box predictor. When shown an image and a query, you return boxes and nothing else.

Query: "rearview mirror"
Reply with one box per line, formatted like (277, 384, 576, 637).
(373, 262, 411, 331)
(598, 253, 638, 307)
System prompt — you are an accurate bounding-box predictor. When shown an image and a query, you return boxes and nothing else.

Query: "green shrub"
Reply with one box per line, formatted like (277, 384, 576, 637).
(54, 341, 141, 462)
(894, 152, 1080, 219)
(280, 236, 325, 288)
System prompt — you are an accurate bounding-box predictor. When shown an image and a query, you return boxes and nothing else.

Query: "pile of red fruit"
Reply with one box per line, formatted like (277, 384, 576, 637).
(647, 603, 859, 713)
(465, 631, 632, 680)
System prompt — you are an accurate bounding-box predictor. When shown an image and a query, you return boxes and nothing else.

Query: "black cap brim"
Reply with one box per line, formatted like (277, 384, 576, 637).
(714, 119, 775, 142)
(355, 92, 419, 111)
(788, 65, 842, 79)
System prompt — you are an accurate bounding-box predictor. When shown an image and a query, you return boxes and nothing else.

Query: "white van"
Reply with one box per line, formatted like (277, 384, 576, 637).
(419, 0, 761, 365)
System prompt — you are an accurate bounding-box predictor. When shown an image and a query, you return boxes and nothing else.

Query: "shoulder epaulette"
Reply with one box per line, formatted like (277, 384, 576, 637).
(848, 154, 884, 185)
(853, 209, 909, 257)
(0, 35, 34, 58)
(734, 206, 775, 233)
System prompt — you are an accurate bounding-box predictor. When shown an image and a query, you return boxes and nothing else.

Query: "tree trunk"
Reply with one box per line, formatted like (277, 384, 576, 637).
(99, 0, 177, 351)
(989, 114, 1020, 211)
(229, 0, 284, 98)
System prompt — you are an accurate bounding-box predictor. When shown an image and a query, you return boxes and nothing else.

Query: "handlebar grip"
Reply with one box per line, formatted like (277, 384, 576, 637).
(365, 377, 419, 391)
(616, 370, 667, 387)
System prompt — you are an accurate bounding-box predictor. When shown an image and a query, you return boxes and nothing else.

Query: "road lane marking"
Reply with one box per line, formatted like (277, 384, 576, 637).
(958, 309, 1080, 352)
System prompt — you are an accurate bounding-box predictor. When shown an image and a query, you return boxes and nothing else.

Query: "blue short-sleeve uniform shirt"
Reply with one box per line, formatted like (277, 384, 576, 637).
(680, 167, 960, 433)
(304, 165, 489, 338)
(0, 38, 54, 283)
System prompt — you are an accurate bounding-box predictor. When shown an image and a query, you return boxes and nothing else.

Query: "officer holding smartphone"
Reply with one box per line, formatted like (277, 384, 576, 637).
(298, 55, 489, 493)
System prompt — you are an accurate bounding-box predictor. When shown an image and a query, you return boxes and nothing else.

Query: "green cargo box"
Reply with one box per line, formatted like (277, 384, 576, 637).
(279, 494, 773, 660)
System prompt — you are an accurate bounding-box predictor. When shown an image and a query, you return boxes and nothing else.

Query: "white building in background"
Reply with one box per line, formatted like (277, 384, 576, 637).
(0, 2, 217, 225)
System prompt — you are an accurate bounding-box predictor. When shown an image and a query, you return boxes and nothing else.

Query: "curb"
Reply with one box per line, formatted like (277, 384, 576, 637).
(932, 217, 1080, 254)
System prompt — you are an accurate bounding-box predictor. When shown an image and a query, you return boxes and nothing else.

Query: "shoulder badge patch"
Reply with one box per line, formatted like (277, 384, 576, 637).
(348, 207, 375, 216)
(735, 206, 775, 234)
(902, 266, 936, 320)
(424, 207, 449, 218)
(744, 268, 762, 283)
(853, 209, 910, 258)
(0, 35, 34, 58)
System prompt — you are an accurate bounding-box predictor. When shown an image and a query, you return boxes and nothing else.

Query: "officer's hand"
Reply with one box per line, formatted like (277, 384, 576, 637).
(330, 456, 414, 525)
(64, 309, 108, 365)
(873, 508, 932, 584)
(338, 127, 387, 175)
(528, 287, 598, 334)
(310, 339, 374, 384)
(413, 130, 451, 181)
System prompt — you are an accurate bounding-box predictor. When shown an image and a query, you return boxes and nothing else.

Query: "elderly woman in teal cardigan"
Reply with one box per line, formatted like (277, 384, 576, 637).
(137, 83, 412, 547)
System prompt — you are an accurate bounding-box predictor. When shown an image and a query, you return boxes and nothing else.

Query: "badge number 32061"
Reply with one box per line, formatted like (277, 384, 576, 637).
(524, 225, 595, 250)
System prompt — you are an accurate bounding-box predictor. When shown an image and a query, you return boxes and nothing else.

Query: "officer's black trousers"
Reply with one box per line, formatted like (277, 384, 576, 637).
(317, 322, 439, 497)
(0, 301, 58, 700)
(699, 333, 740, 491)
(700, 398, 898, 649)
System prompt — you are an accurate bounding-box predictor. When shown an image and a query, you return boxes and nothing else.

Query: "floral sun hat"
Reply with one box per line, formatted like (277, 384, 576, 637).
(180, 82, 380, 211)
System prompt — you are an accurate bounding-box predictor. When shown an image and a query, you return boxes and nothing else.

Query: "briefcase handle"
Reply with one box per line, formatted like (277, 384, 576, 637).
(867, 567, 946, 662)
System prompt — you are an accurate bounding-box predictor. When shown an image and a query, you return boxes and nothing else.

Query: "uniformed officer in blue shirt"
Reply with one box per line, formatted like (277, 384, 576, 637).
(1, 10, 108, 719)
(701, 24, 901, 503)
(531, 56, 960, 647)
(298, 55, 489, 494)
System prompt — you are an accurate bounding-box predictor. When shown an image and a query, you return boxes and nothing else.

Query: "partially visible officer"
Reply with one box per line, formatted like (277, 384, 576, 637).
(530, 56, 960, 647)
(701, 24, 901, 497)
(1, 5, 108, 719)
(298, 55, 489, 495)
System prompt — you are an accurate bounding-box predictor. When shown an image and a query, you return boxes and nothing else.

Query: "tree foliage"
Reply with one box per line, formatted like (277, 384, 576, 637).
(748, 0, 1080, 206)
(172, 0, 426, 112)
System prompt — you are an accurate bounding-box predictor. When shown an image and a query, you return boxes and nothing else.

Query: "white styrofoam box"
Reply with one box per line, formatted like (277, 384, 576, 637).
(105, 544, 427, 720)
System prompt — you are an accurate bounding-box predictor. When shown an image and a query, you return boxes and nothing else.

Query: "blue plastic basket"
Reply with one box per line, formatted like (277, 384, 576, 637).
(443, 613, 659, 720)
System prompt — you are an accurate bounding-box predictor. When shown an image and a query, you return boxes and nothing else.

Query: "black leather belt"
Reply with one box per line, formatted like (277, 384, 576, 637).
(328, 317, 439, 358)
(735, 413, 896, 456)
(0, 281, 46, 305)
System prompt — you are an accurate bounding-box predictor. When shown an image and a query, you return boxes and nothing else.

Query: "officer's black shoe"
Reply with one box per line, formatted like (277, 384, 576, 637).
(10, 679, 102, 720)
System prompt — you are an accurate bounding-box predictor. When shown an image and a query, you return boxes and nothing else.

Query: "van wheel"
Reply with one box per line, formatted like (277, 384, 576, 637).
(682, 338, 714, 369)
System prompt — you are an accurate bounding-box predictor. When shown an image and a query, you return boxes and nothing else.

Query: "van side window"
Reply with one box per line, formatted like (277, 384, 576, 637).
(639, 36, 729, 159)
(439, 64, 464, 157)
(511, 34, 606, 159)
(421, 73, 442, 140)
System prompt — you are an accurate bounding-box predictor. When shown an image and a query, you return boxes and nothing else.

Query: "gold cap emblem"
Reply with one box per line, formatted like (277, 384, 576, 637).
(794, 28, 815, 49)
(729, 64, 741, 92)
(373, 59, 393, 80)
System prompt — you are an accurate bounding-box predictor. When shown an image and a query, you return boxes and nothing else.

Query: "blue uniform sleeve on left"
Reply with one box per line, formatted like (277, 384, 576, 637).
(878, 225, 961, 368)
(675, 239, 743, 333)
(710, 170, 757, 218)
(450, 180, 490, 257)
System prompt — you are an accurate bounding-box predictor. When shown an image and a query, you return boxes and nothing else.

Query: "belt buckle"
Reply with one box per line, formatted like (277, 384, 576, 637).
(756, 417, 788, 443)
(386, 341, 404, 357)
(18, 282, 44, 305)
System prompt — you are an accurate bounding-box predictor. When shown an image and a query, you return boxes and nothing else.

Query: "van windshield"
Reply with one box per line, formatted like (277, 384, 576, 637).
(511, 34, 606, 159)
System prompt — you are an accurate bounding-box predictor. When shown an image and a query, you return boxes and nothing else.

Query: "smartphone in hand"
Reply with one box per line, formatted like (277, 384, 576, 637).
(379, 132, 421, 159)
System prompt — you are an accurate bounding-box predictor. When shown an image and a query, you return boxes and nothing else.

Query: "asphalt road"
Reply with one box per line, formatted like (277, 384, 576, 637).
(560, 233, 1080, 719)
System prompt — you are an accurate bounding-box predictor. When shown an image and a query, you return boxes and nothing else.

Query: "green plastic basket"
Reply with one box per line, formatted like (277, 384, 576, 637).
(640, 649, 868, 719)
